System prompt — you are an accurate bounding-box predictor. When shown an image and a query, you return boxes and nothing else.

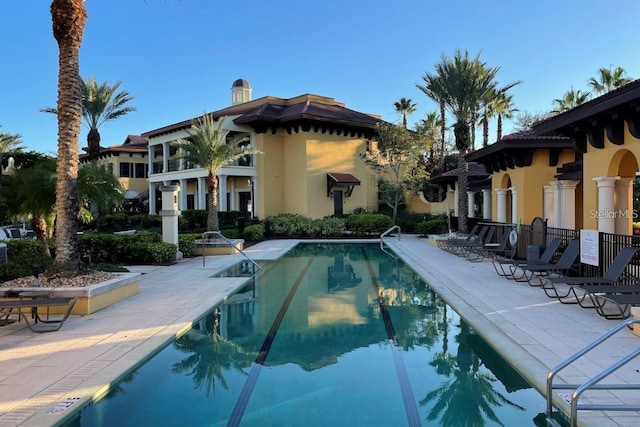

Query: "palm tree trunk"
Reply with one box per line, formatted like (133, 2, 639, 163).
(87, 128, 101, 163)
(50, 0, 87, 274)
(482, 112, 489, 147)
(438, 101, 446, 171)
(497, 114, 503, 141)
(457, 153, 469, 233)
(32, 216, 51, 258)
(207, 173, 220, 231)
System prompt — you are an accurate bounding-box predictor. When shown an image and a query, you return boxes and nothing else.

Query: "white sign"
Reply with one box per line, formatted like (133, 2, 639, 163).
(580, 229, 599, 266)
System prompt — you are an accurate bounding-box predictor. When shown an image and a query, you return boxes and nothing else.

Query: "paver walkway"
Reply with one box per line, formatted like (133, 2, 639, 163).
(0, 236, 637, 426)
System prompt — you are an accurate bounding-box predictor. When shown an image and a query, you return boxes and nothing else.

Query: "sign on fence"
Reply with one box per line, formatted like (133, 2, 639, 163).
(580, 229, 599, 266)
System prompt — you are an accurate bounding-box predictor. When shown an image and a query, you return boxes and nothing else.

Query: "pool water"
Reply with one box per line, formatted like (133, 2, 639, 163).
(63, 243, 549, 426)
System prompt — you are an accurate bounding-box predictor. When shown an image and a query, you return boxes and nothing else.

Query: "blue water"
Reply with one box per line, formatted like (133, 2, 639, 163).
(62, 243, 550, 426)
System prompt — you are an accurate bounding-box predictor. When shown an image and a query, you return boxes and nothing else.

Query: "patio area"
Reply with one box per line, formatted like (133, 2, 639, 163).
(0, 236, 638, 427)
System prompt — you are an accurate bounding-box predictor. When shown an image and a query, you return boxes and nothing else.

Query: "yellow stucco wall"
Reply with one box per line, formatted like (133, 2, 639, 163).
(582, 125, 640, 233)
(255, 131, 376, 219)
(94, 153, 149, 194)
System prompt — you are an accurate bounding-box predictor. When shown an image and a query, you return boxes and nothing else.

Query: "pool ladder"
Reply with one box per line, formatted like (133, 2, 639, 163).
(546, 317, 640, 427)
(380, 225, 401, 256)
(201, 231, 261, 271)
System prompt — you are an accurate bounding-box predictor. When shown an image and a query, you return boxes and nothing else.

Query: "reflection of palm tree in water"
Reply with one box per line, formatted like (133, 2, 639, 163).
(172, 309, 256, 397)
(423, 320, 524, 426)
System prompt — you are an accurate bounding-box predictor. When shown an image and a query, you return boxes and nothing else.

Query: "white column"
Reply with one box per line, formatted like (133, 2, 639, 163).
(481, 189, 492, 220)
(453, 184, 459, 216)
(250, 179, 256, 218)
(178, 147, 184, 171)
(467, 191, 475, 219)
(559, 180, 580, 230)
(197, 177, 206, 210)
(179, 179, 188, 210)
(543, 185, 554, 226)
(218, 174, 228, 211)
(229, 179, 237, 211)
(495, 189, 508, 223)
(162, 142, 169, 173)
(615, 177, 633, 235)
(593, 176, 620, 233)
(148, 144, 154, 176)
(551, 181, 562, 228)
(509, 187, 518, 224)
(148, 182, 156, 215)
(159, 183, 181, 257)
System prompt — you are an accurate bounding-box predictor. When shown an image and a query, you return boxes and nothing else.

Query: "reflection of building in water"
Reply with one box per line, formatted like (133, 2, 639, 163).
(327, 256, 362, 293)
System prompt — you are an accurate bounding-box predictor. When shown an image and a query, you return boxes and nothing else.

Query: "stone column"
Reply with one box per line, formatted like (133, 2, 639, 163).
(495, 189, 508, 223)
(467, 191, 475, 219)
(453, 185, 459, 216)
(551, 181, 562, 228)
(162, 142, 169, 173)
(159, 183, 183, 260)
(615, 177, 634, 235)
(218, 174, 228, 211)
(543, 185, 554, 226)
(197, 177, 206, 210)
(179, 179, 188, 210)
(148, 182, 156, 215)
(559, 180, 580, 230)
(481, 189, 492, 220)
(509, 187, 518, 224)
(593, 176, 620, 234)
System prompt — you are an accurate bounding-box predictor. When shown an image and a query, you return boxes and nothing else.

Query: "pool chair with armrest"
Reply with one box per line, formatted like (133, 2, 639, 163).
(492, 237, 562, 279)
(513, 239, 580, 286)
(464, 227, 515, 262)
(454, 226, 496, 258)
(541, 246, 640, 306)
(437, 224, 482, 254)
(591, 291, 640, 320)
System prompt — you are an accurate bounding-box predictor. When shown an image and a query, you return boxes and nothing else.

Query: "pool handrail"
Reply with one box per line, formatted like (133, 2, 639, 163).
(380, 225, 401, 257)
(201, 231, 262, 271)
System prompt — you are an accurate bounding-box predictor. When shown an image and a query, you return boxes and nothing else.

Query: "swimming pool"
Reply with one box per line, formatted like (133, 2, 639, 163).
(62, 242, 549, 426)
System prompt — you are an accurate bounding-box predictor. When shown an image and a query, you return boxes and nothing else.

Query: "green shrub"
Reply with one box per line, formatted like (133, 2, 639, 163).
(178, 235, 197, 258)
(346, 213, 393, 236)
(416, 218, 447, 236)
(315, 217, 347, 237)
(243, 224, 265, 241)
(0, 239, 52, 281)
(265, 214, 313, 237)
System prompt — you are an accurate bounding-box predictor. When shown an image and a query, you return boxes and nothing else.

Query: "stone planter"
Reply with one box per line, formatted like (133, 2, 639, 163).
(0, 273, 140, 315)
(194, 239, 244, 256)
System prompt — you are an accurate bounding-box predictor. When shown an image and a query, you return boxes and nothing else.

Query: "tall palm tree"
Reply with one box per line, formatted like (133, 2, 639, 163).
(551, 87, 590, 114)
(588, 66, 632, 96)
(393, 97, 417, 128)
(417, 75, 448, 171)
(42, 77, 136, 162)
(77, 163, 125, 221)
(492, 92, 518, 141)
(50, 0, 87, 274)
(175, 114, 261, 231)
(420, 50, 499, 233)
(414, 111, 441, 171)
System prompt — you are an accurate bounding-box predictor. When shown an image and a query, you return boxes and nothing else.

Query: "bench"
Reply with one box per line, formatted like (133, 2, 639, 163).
(0, 297, 77, 332)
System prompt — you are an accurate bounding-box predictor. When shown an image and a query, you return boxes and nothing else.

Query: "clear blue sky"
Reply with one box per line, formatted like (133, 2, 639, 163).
(2, 0, 640, 155)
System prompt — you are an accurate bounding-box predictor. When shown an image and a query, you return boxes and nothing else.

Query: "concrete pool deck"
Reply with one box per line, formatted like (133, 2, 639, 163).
(0, 236, 638, 426)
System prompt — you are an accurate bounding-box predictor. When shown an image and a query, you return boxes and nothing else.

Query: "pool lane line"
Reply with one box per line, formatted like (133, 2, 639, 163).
(362, 247, 422, 427)
(226, 253, 318, 427)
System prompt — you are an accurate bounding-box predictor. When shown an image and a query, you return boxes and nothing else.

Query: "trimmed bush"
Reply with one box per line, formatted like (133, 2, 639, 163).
(346, 213, 394, 236)
(265, 214, 313, 237)
(416, 218, 447, 236)
(315, 217, 347, 237)
(179, 234, 198, 258)
(0, 239, 52, 282)
(243, 224, 265, 241)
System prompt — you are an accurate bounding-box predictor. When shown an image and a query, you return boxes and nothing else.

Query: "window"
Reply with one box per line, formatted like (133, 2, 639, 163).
(135, 163, 146, 178)
(119, 163, 131, 178)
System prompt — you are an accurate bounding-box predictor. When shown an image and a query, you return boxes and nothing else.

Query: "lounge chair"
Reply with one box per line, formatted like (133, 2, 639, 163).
(591, 292, 640, 320)
(437, 224, 482, 254)
(541, 247, 640, 306)
(464, 226, 515, 262)
(454, 226, 496, 258)
(513, 239, 580, 286)
(492, 237, 562, 279)
(0, 297, 77, 332)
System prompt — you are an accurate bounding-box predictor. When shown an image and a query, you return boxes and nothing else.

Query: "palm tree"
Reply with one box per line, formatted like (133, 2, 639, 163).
(77, 163, 125, 221)
(551, 87, 590, 114)
(420, 50, 500, 233)
(42, 77, 136, 163)
(7, 159, 57, 257)
(492, 92, 518, 141)
(175, 114, 261, 231)
(414, 111, 441, 171)
(588, 66, 632, 96)
(393, 97, 417, 128)
(417, 75, 448, 171)
(50, 0, 88, 274)
(0, 126, 24, 177)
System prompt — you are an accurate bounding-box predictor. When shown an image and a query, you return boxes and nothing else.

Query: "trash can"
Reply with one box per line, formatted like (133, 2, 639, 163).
(527, 244, 544, 261)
